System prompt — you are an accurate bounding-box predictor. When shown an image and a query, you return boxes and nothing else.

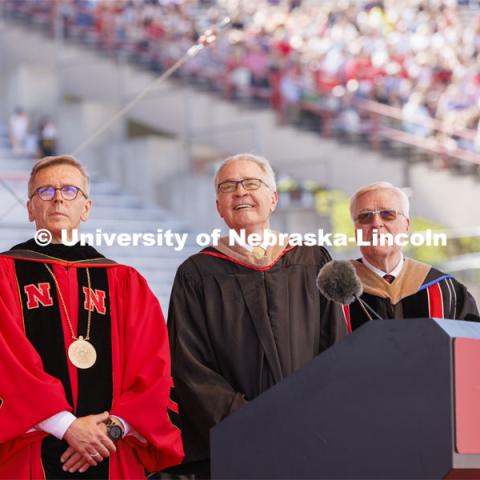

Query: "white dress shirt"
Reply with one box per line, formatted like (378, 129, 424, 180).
(30, 412, 131, 440)
(361, 254, 405, 280)
(237, 229, 272, 253)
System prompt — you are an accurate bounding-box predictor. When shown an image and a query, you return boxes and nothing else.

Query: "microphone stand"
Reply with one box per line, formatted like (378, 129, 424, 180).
(354, 295, 384, 321)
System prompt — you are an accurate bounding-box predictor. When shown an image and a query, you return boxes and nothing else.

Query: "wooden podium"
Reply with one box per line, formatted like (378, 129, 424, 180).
(211, 319, 480, 479)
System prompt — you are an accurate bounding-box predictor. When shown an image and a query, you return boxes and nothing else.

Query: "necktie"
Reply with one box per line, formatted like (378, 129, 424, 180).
(383, 274, 395, 284)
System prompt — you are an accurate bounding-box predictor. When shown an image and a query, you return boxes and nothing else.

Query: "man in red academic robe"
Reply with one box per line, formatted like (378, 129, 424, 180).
(0, 155, 183, 479)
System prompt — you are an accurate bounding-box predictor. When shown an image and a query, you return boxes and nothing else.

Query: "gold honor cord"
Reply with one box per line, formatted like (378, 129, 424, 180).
(45, 264, 96, 369)
(72, 17, 231, 156)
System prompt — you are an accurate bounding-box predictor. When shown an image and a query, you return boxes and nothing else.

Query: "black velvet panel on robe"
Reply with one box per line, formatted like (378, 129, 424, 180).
(11, 241, 113, 479)
(349, 267, 479, 332)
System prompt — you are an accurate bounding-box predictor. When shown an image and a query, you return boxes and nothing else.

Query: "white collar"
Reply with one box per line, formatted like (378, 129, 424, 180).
(361, 253, 405, 279)
(238, 230, 272, 252)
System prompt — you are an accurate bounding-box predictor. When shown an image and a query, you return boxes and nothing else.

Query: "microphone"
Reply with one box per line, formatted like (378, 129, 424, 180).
(316, 260, 363, 304)
(316, 260, 383, 321)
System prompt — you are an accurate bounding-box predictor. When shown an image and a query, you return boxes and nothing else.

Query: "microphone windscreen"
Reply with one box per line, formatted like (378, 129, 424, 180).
(316, 260, 363, 305)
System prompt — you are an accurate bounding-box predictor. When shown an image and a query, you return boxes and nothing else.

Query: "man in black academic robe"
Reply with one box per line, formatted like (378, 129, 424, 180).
(344, 182, 479, 332)
(165, 154, 347, 478)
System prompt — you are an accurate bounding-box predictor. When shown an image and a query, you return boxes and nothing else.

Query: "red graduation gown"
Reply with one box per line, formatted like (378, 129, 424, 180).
(0, 253, 183, 479)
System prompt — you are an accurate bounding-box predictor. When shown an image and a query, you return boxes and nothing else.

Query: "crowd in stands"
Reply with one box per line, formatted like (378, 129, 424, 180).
(4, 0, 480, 161)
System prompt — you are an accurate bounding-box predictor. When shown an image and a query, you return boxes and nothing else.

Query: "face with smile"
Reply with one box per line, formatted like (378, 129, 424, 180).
(216, 159, 278, 235)
(27, 164, 92, 243)
(352, 188, 410, 269)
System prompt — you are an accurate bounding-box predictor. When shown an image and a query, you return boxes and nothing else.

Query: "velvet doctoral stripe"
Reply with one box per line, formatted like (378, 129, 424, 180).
(14, 259, 113, 479)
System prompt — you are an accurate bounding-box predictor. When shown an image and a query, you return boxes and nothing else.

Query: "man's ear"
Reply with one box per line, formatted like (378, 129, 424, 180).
(80, 199, 93, 222)
(27, 200, 35, 223)
(271, 191, 279, 213)
(216, 198, 224, 219)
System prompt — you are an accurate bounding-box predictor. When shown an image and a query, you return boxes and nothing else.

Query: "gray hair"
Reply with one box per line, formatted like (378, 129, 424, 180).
(28, 154, 90, 198)
(214, 153, 277, 192)
(349, 181, 410, 219)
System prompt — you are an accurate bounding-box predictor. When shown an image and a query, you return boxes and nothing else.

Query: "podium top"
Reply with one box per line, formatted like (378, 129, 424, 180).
(434, 319, 480, 339)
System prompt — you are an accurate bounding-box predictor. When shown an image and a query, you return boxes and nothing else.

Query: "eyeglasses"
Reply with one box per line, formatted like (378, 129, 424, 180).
(355, 209, 406, 224)
(217, 178, 271, 193)
(31, 185, 88, 201)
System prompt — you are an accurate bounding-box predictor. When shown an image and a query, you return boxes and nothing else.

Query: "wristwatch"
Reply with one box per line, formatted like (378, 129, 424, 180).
(105, 417, 123, 441)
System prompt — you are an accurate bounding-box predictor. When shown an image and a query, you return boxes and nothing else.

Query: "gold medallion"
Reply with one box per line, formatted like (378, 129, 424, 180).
(251, 246, 267, 260)
(68, 336, 97, 369)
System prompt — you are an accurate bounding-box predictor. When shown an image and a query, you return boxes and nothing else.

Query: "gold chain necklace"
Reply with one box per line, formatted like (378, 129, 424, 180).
(45, 264, 97, 369)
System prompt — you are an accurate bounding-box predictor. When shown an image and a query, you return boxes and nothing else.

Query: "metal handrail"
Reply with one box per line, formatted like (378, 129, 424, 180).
(297, 96, 480, 166)
(355, 98, 478, 143)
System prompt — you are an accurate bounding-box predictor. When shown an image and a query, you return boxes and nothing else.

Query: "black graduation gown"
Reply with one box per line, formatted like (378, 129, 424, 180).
(167, 244, 347, 476)
(345, 258, 480, 332)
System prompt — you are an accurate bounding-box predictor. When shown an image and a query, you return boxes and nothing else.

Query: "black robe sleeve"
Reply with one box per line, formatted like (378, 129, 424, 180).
(167, 260, 248, 462)
(453, 278, 480, 322)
